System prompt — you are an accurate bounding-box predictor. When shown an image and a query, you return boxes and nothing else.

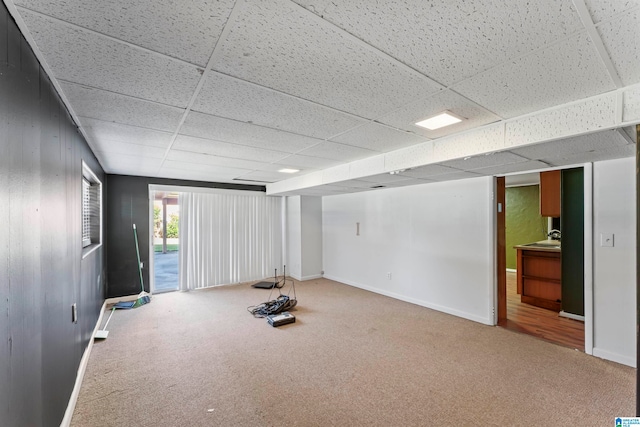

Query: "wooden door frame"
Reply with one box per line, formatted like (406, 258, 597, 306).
(496, 177, 507, 325)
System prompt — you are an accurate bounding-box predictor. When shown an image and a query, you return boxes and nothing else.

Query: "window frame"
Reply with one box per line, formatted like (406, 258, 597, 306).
(81, 161, 102, 258)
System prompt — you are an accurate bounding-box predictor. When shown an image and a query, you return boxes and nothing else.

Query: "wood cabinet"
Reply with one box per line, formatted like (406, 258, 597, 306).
(540, 170, 560, 217)
(516, 248, 561, 311)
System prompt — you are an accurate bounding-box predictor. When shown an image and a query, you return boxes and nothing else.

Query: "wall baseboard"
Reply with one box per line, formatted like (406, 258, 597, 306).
(60, 301, 107, 427)
(299, 274, 323, 281)
(559, 310, 585, 322)
(592, 347, 636, 368)
(105, 294, 141, 304)
(506, 268, 517, 273)
(323, 274, 492, 326)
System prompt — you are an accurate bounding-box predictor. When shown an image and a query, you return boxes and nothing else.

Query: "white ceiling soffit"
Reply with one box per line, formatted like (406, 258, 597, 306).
(4, 0, 640, 194)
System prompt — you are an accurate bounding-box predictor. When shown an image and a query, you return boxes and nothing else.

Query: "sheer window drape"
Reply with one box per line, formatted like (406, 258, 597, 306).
(179, 191, 283, 291)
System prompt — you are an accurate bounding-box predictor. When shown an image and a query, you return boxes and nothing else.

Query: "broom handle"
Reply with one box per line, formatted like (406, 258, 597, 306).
(133, 224, 144, 293)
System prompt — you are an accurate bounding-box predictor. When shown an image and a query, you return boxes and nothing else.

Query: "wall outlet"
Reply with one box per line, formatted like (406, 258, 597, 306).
(387, 272, 392, 280)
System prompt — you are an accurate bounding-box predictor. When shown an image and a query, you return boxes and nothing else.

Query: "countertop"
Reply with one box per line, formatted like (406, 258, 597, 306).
(513, 239, 561, 252)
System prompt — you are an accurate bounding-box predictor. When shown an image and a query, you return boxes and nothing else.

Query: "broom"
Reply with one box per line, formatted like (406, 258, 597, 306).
(131, 223, 150, 307)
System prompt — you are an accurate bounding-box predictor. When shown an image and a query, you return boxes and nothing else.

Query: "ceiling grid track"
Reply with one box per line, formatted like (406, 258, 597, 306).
(156, 0, 250, 174)
(572, 0, 623, 89)
(14, 5, 205, 69)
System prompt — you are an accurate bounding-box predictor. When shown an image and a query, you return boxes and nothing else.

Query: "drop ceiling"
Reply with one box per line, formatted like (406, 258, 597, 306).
(4, 0, 639, 196)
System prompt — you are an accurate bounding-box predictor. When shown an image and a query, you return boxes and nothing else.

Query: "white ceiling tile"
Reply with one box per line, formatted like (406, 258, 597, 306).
(505, 173, 540, 187)
(181, 111, 323, 153)
(623, 86, 640, 123)
(378, 90, 502, 139)
(166, 150, 280, 172)
(93, 140, 167, 158)
(312, 184, 366, 194)
(172, 135, 290, 163)
(505, 93, 617, 148)
(432, 123, 505, 162)
(156, 168, 245, 183)
(293, 0, 583, 86)
(99, 153, 164, 170)
(383, 178, 431, 188)
(192, 72, 366, 139)
(583, 0, 640, 23)
(15, 0, 235, 66)
(544, 144, 636, 166)
(356, 173, 413, 184)
(349, 155, 385, 178)
(161, 160, 251, 176)
(274, 154, 343, 170)
(330, 123, 429, 152)
(18, 9, 201, 107)
(322, 164, 351, 184)
(106, 166, 159, 177)
(510, 129, 630, 160)
(428, 171, 483, 182)
(213, 0, 442, 118)
(452, 33, 616, 118)
(622, 126, 637, 143)
(471, 160, 551, 176)
(596, 9, 640, 86)
(79, 118, 173, 147)
(399, 164, 461, 179)
(337, 179, 381, 189)
(60, 82, 184, 132)
(384, 142, 434, 172)
(440, 152, 529, 171)
(296, 141, 378, 161)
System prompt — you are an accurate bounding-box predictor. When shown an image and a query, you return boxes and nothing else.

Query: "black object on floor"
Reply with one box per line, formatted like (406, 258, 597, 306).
(252, 281, 278, 289)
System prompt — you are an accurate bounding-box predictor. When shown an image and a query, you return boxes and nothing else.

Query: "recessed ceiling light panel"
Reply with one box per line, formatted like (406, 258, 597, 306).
(415, 111, 464, 130)
(278, 168, 300, 174)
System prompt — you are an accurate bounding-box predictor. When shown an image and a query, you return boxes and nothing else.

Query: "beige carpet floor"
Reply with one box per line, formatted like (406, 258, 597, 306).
(72, 278, 635, 426)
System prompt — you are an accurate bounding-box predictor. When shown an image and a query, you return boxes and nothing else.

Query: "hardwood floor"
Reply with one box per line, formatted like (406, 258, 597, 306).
(500, 271, 584, 350)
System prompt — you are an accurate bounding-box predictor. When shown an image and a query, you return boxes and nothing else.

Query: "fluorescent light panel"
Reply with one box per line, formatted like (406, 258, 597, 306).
(415, 111, 463, 130)
(278, 168, 300, 174)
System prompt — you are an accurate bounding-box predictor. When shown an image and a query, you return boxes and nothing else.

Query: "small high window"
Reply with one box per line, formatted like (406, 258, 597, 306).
(82, 161, 101, 256)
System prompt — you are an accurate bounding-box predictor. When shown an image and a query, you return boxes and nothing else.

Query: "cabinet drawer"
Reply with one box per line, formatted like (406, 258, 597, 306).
(523, 277, 561, 301)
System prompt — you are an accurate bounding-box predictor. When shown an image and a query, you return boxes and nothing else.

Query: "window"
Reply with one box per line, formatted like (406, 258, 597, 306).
(82, 161, 102, 255)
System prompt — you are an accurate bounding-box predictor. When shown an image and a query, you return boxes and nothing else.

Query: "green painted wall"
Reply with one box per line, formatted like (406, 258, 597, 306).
(505, 185, 548, 269)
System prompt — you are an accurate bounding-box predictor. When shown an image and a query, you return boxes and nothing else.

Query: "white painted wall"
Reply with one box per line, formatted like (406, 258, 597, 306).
(322, 177, 496, 325)
(300, 196, 323, 279)
(286, 196, 302, 279)
(592, 157, 636, 367)
(286, 196, 323, 280)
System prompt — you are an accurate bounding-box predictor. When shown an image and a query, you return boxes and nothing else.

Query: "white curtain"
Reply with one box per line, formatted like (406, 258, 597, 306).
(179, 191, 283, 291)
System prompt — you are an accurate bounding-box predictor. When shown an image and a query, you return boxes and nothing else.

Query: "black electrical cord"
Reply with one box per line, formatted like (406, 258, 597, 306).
(247, 273, 297, 318)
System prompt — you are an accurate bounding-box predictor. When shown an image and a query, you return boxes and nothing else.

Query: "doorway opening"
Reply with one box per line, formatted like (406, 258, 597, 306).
(152, 191, 180, 293)
(497, 170, 585, 350)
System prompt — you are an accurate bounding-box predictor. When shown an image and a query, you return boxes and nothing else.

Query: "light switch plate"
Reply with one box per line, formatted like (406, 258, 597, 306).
(600, 233, 614, 247)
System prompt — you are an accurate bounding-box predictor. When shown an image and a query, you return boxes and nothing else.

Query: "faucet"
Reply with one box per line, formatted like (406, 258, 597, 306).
(548, 229, 561, 241)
